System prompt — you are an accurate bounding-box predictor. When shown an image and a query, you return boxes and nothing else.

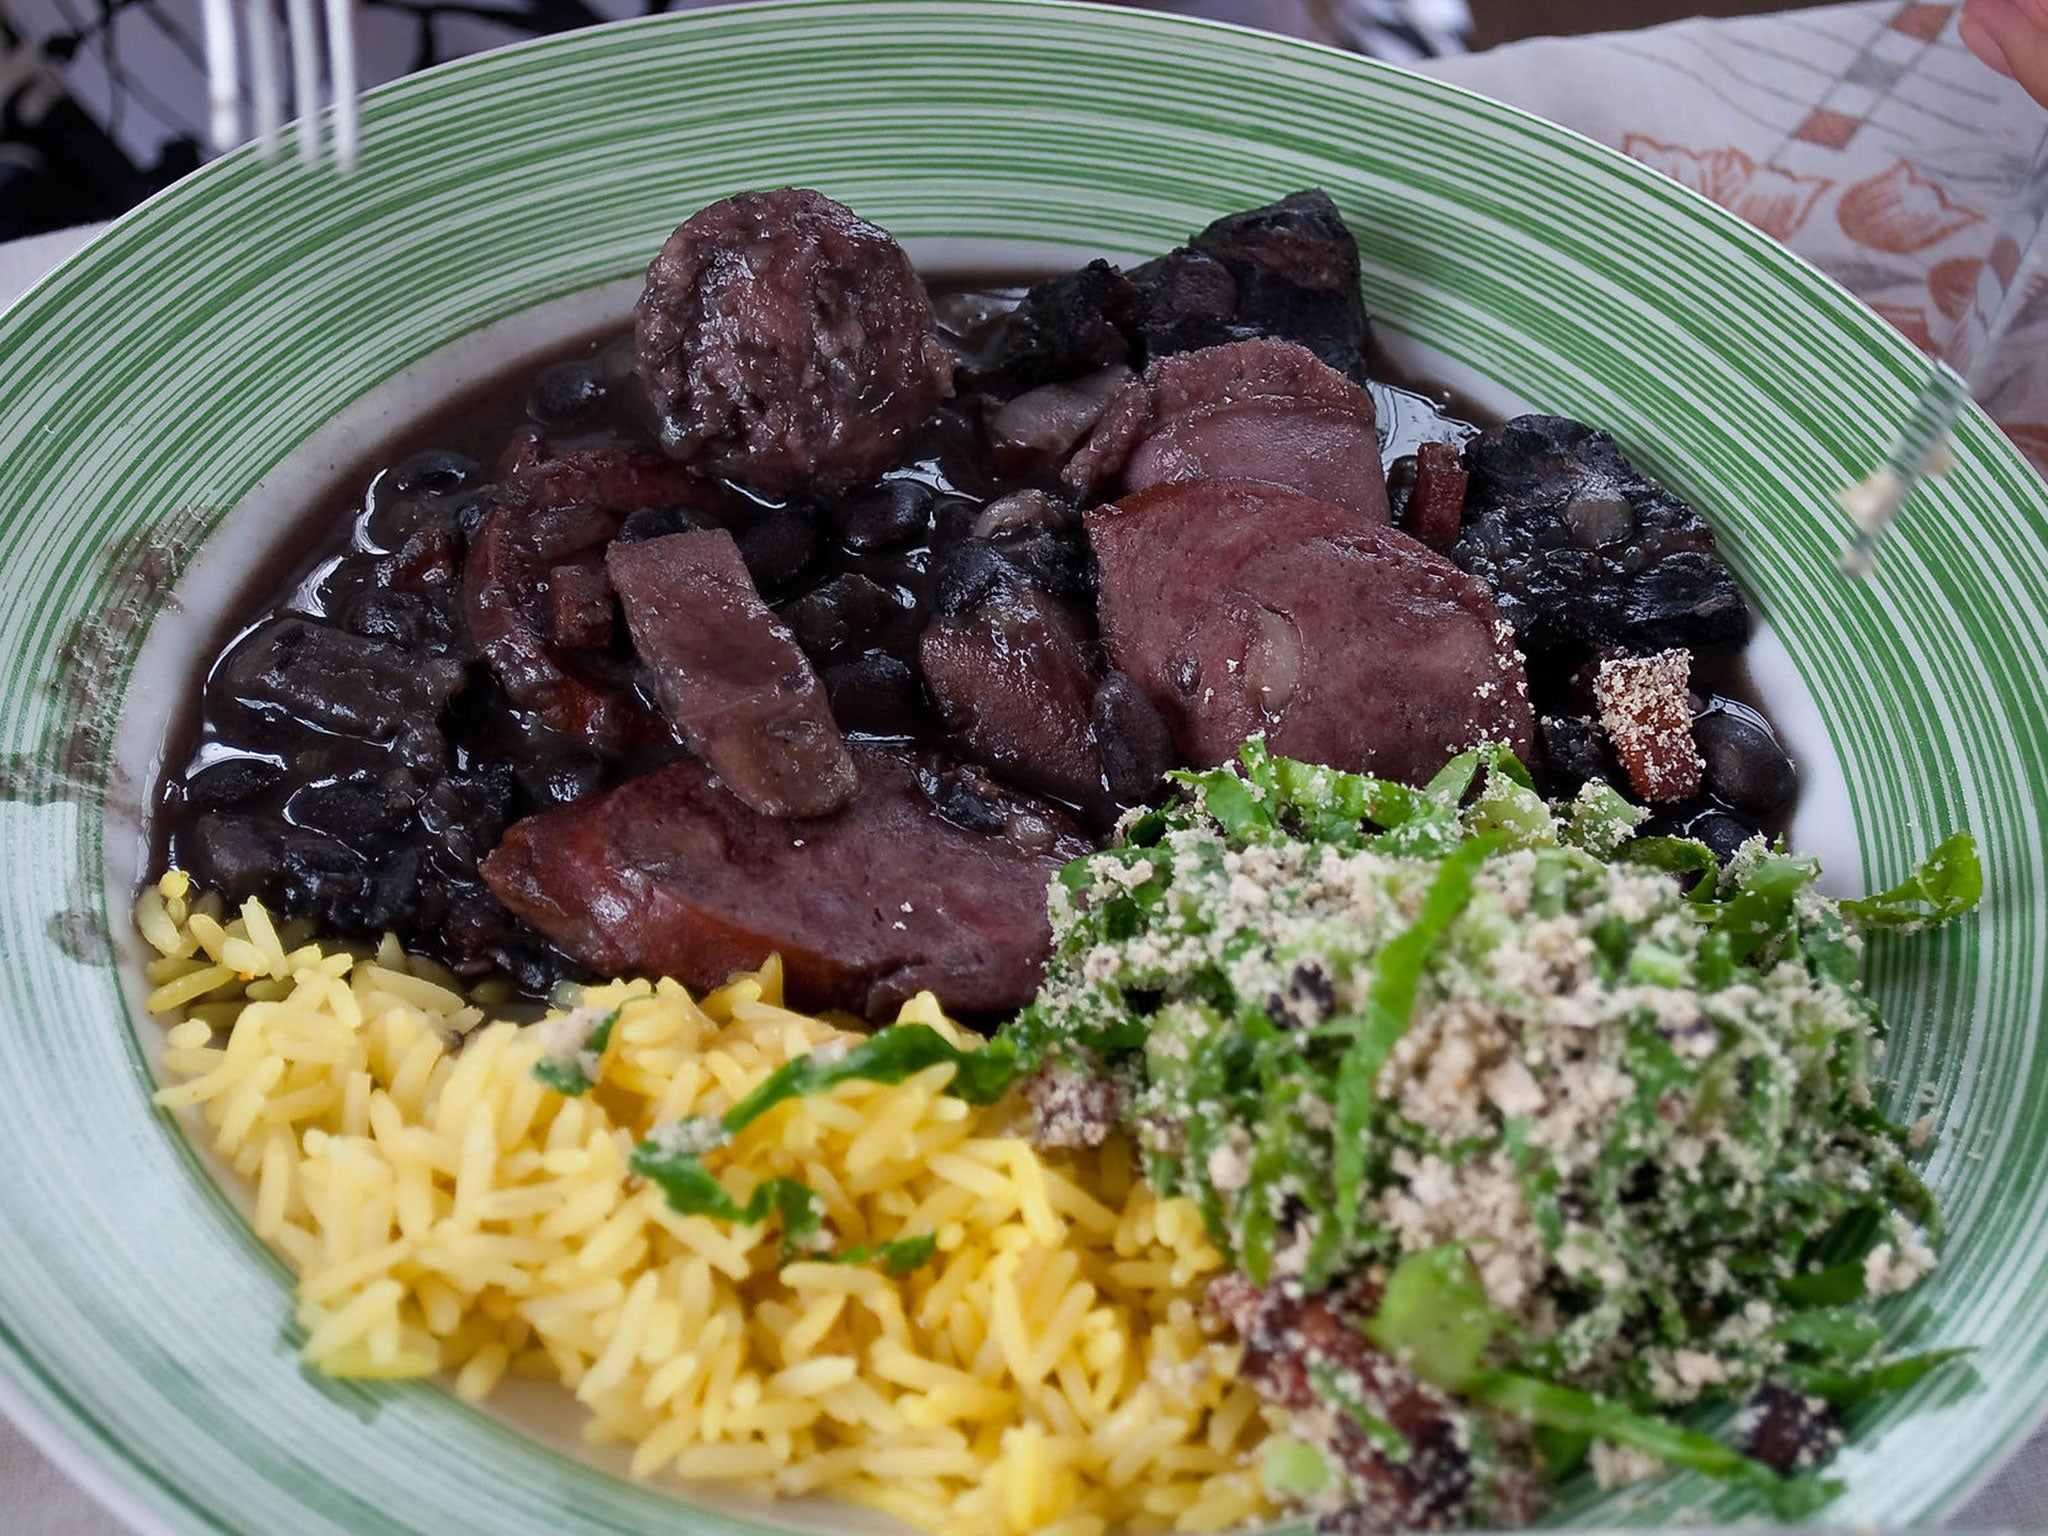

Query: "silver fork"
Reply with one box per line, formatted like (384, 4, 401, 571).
(200, 0, 361, 171)
(1839, 124, 2048, 575)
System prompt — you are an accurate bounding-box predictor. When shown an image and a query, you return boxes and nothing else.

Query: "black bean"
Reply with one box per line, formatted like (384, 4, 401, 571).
(932, 540, 1013, 616)
(350, 846, 424, 932)
(733, 511, 821, 594)
(344, 589, 459, 652)
(529, 360, 608, 425)
(1091, 671, 1174, 807)
(452, 489, 496, 540)
(616, 503, 718, 544)
(286, 775, 414, 841)
(183, 756, 284, 813)
(188, 813, 298, 900)
(921, 764, 1011, 836)
(823, 652, 927, 737)
(1689, 810, 1755, 865)
(993, 528, 1095, 602)
(491, 929, 590, 996)
(1537, 714, 1612, 793)
(514, 750, 605, 809)
(837, 480, 934, 551)
(387, 451, 479, 500)
(432, 879, 516, 975)
(1384, 452, 1418, 525)
(781, 574, 902, 666)
(417, 768, 515, 868)
(1695, 702, 1797, 814)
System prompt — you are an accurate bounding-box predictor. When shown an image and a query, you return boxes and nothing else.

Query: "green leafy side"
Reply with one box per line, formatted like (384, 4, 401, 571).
(1843, 833, 1983, 929)
(1462, 1371, 1839, 1518)
(529, 1006, 620, 1097)
(1004, 738, 1980, 1522)
(1261, 1438, 1332, 1499)
(1784, 1348, 1970, 1407)
(1363, 1245, 1496, 1390)
(718, 1022, 1027, 1133)
(1331, 836, 1499, 1252)
(629, 1136, 936, 1273)
(832, 1232, 940, 1277)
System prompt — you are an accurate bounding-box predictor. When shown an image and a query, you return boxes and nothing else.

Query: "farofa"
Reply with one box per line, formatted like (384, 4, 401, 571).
(136, 872, 1276, 1536)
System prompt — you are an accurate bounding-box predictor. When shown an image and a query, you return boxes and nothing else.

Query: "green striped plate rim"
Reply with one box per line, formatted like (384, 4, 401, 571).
(0, 1, 2041, 1529)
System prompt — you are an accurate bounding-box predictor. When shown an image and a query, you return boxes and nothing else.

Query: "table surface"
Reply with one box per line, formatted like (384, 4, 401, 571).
(3, 2, 2044, 1527)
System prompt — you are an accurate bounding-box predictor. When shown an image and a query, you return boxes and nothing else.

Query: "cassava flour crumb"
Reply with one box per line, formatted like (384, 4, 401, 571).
(136, 872, 1275, 1536)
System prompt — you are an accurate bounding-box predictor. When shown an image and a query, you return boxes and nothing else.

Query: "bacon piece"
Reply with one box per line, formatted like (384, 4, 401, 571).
(1404, 440, 1469, 554)
(1593, 648, 1703, 802)
(1208, 1273, 1474, 1529)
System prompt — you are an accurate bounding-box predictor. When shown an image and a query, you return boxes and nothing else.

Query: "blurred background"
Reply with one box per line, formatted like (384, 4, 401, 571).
(0, 0, 1812, 240)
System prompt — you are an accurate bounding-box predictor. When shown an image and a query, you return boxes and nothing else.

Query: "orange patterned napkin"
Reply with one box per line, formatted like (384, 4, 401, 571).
(1422, 0, 2048, 476)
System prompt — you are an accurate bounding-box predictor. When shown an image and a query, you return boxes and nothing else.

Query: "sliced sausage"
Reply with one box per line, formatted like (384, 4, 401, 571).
(633, 188, 955, 497)
(1065, 337, 1391, 521)
(1087, 479, 1533, 785)
(607, 528, 856, 819)
(479, 746, 1090, 1019)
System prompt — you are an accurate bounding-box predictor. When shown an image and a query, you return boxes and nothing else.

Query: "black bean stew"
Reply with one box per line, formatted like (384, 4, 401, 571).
(154, 188, 1798, 1011)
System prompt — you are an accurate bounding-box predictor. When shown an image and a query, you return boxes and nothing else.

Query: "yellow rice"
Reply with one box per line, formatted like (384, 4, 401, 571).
(137, 871, 1276, 1534)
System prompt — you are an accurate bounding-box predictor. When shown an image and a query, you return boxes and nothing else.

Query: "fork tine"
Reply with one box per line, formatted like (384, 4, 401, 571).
(245, 0, 284, 156)
(200, 0, 241, 153)
(285, 0, 322, 165)
(324, 0, 359, 173)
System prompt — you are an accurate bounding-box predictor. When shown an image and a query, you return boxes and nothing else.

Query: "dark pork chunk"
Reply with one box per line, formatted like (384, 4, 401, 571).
(480, 746, 1090, 1018)
(463, 443, 730, 751)
(919, 586, 1111, 822)
(1087, 479, 1533, 784)
(607, 528, 856, 818)
(1065, 338, 1391, 521)
(633, 188, 954, 497)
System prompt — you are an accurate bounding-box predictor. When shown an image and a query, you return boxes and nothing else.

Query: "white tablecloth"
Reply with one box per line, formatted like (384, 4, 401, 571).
(2, 3, 2043, 1525)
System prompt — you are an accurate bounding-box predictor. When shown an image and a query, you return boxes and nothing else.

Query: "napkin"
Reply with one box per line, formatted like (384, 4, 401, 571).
(1419, 2, 2048, 476)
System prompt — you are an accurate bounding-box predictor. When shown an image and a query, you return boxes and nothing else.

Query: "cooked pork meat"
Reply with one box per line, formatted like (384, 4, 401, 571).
(1087, 479, 1533, 784)
(1594, 648, 1703, 803)
(1065, 338, 1390, 521)
(496, 437, 707, 514)
(919, 585, 1112, 821)
(461, 442, 736, 752)
(1182, 189, 1373, 381)
(633, 187, 955, 497)
(607, 528, 856, 818)
(969, 259, 1132, 397)
(1450, 415, 1749, 666)
(462, 497, 660, 751)
(218, 618, 468, 758)
(480, 745, 1090, 1018)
